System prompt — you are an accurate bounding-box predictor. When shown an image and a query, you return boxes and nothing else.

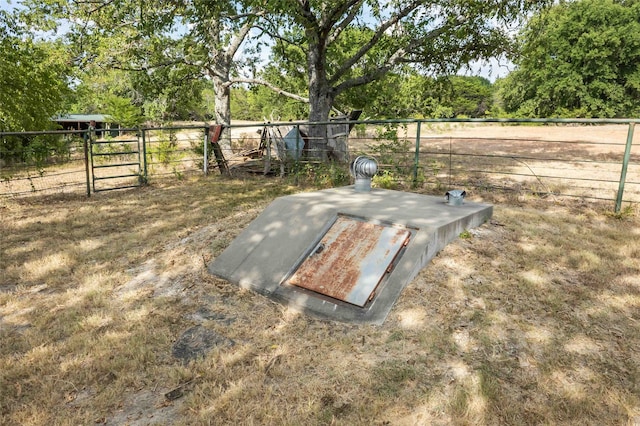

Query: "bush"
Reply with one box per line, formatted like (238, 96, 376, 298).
(0, 133, 72, 166)
(288, 161, 350, 188)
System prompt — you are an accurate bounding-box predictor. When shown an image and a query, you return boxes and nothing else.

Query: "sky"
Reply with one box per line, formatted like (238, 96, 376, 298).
(468, 58, 513, 82)
(1, 0, 19, 12)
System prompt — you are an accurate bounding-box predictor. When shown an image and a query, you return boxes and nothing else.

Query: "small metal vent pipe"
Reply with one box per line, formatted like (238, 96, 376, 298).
(350, 156, 378, 192)
(445, 189, 466, 206)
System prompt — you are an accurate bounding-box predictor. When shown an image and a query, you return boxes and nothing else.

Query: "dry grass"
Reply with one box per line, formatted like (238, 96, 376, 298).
(1, 175, 639, 425)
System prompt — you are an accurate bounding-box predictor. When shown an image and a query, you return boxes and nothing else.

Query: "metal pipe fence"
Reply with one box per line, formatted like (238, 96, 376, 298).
(342, 119, 638, 212)
(1, 118, 637, 212)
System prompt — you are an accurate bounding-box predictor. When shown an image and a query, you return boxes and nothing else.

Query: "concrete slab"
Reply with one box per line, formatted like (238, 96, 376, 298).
(208, 187, 492, 324)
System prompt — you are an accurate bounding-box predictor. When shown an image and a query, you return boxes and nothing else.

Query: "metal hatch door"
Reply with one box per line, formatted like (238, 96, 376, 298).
(284, 215, 411, 307)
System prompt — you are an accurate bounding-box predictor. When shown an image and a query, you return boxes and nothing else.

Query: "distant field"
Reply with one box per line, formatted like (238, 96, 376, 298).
(1, 175, 639, 425)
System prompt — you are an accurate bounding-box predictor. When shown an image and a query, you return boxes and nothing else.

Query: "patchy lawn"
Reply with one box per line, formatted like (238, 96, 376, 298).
(1, 175, 639, 425)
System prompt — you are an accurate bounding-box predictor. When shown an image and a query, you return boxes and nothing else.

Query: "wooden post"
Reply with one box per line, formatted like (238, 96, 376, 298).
(208, 125, 229, 175)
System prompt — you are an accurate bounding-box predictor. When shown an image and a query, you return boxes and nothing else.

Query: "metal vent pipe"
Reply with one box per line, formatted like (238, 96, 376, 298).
(445, 189, 466, 206)
(350, 156, 378, 192)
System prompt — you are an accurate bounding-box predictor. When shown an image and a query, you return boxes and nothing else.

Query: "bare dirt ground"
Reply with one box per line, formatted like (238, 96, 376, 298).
(1, 171, 639, 425)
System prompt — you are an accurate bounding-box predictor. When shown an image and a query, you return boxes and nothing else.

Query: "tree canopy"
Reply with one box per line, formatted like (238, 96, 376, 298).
(236, 69, 496, 120)
(0, 10, 71, 132)
(501, 0, 640, 118)
(253, 0, 547, 156)
(20, 0, 272, 126)
(20, 0, 545, 127)
(5, 0, 573, 139)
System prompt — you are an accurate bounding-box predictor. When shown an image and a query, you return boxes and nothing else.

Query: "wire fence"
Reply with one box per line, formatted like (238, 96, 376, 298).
(0, 130, 88, 196)
(346, 120, 639, 212)
(1, 118, 638, 212)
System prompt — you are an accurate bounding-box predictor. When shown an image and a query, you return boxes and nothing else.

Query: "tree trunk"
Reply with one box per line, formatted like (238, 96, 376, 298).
(213, 76, 231, 127)
(211, 60, 233, 160)
(306, 31, 334, 161)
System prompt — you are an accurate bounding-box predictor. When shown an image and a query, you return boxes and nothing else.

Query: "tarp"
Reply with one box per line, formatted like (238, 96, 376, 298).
(282, 127, 304, 159)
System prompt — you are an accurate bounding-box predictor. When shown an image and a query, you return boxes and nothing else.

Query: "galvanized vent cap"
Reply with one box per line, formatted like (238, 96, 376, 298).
(350, 156, 378, 192)
(445, 189, 466, 206)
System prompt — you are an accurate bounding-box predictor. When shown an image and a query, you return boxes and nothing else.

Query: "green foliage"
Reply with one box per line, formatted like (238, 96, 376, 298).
(338, 72, 493, 120)
(446, 76, 494, 118)
(147, 131, 179, 168)
(374, 123, 401, 142)
(229, 88, 257, 120)
(501, 0, 640, 118)
(0, 11, 71, 135)
(21, 0, 258, 126)
(69, 64, 209, 124)
(14, 0, 520, 134)
(262, 0, 546, 124)
(0, 133, 73, 166)
(232, 84, 308, 121)
(608, 203, 637, 220)
(372, 170, 398, 190)
(104, 95, 144, 128)
(459, 229, 473, 239)
(246, 35, 311, 120)
(288, 162, 350, 188)
(368, 130, 414, 180)
(255, 24, 499, 121)
(0, 12, 75, 164)
(134, 66, 210, 123)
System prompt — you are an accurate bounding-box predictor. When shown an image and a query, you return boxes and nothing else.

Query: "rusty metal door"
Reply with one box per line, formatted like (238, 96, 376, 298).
(285, 215, 411, 307)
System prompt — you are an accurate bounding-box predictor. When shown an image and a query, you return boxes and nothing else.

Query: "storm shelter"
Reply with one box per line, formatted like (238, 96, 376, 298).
(208, 187, 492, 324)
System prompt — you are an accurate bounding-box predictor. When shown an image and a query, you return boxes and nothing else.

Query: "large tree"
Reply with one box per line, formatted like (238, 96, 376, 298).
(261, 0, 548, 155)
(501, 0, 640, 118)
(21, 0, 273, 126)
(0, 10, 71, 132)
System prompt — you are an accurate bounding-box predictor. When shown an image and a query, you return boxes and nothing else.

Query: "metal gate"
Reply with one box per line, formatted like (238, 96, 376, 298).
(90, 131, 144, 193)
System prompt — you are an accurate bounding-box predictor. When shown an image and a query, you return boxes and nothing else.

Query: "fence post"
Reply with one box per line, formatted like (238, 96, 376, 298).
(203, 126, 209, 175)
(295, 124, 302, 159)
(615, 122, 635, 213)
(83, 131, 91, 197)
(413, 120, 421, 187)
(141, 128, 148, 184)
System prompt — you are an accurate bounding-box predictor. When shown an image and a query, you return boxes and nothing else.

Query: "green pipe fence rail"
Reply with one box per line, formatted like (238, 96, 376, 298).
(1, 118, 638, 212)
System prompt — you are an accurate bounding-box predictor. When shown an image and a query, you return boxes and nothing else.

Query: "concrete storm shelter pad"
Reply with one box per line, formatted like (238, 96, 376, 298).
(209, 187, 492, 324)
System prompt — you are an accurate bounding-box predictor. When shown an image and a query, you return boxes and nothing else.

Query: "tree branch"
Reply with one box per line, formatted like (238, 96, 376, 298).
(253, 20, 299, 48)
(328, 0, 424, 85)
(228, 77, 310, 103)
(73, 0, 118, 16)
(227, 9, 265, 58)
(331, 23, 452, 95)
(296, 0, 318, 28)
(332, 53, 401, 95)
(320, 0, 363, 33)
(327, 0, 365, 45)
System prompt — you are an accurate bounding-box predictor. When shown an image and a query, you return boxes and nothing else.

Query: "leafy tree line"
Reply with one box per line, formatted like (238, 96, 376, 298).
(499, 0, 640, 118)
(0, 10, 71, 132)
(0, 10, 74, 163)
(1, 0, 500, 131)
(231, 73, 495, 121)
